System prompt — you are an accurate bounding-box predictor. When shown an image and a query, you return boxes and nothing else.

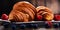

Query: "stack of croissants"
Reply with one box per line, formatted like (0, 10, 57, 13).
(9, 1, 54, 22)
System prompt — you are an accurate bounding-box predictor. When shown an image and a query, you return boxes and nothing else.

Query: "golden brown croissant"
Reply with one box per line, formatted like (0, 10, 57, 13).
(9, 1, 36, 22)
(36, 6, 54, 21)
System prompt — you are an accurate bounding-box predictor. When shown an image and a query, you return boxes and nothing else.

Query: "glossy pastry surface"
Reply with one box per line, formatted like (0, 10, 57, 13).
(9, 1, 36, 22)
(36, 6, 54, 21)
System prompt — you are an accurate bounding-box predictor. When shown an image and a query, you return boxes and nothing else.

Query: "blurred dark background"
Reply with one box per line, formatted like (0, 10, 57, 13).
(0, 0, 32, 18)
(0, 0, 60, 18)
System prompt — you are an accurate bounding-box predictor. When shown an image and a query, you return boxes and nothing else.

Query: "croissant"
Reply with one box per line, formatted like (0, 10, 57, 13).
(9, 1, 36, 22)
(36, 6, 54, 21)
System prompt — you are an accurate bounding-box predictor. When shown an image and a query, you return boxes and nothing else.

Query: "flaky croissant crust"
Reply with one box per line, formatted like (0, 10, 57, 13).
(36, 6, 54, 21)
(9, 1, 36, 22)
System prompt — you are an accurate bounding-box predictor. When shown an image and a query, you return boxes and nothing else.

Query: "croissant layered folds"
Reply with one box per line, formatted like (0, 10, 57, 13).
(36, 6, 54, 21)
(9, 1, 54, 22)
(9, 1, 36, 22)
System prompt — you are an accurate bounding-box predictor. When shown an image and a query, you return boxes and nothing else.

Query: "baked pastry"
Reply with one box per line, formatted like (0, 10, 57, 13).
(36, 6, 54, 21)
(9, 1, 36, 22)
